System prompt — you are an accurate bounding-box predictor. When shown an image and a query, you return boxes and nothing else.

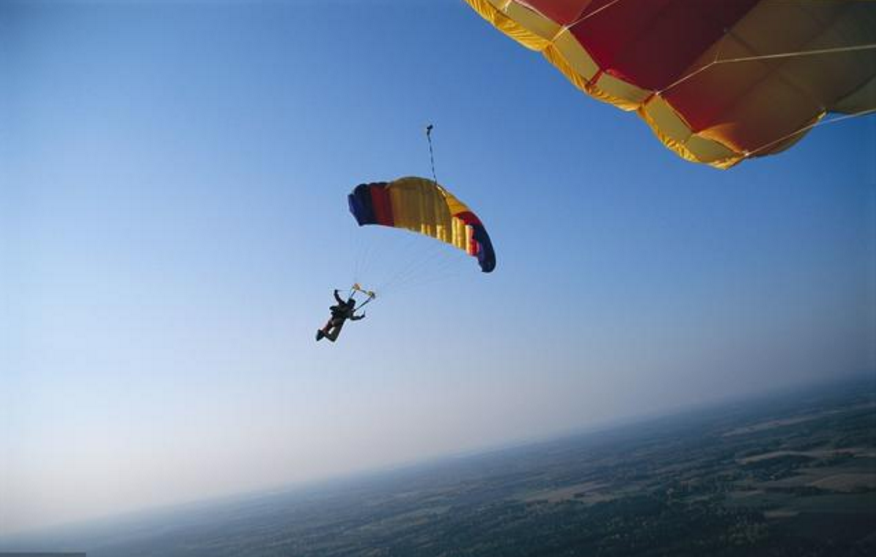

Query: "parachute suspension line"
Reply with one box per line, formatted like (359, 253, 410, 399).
(425, 124, 439, 185)
(351, 228, 394, 304)
(379, 231, 470, 294)
(356, 227, 396, 290)
(652, 21, 731, 99)
(381, 253, 454, 295)
(351, 134, 486, 299)
(358, 238, 378, 282)
(352, 224, 365, 287)
(355, 125, 455, 296)
(387, 255, 467, 296)
(657, 43, 876, 96)
(373, 222, 469, 296)
(351, 232, 364, 287)
(558, 0, 626, 36)
(355, 295, 375, 313)
(745, 106, 876, 159)
(356, 225, 440, 299)
(644, 40, 876, 160)
(715, 43, 876, 65)
(655, 63, 711, 97)
(373, 235, 449, 294)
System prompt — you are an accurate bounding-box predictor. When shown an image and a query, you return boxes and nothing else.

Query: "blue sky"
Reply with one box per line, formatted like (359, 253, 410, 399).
(1, 0, 874, 534)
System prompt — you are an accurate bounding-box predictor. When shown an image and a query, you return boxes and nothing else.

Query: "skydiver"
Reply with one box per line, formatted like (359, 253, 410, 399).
(316, 289, 365, 342)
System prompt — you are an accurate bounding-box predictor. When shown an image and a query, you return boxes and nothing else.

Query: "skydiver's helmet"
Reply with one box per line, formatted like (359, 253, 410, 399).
(347, 298, 356, 308)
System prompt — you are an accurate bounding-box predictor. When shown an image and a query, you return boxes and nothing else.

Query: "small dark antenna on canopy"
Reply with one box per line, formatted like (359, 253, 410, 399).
(425, 124, 438, 185)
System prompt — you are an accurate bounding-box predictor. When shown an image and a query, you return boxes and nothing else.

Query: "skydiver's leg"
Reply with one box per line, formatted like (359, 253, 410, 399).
(316, 319, 333, 341)
(324, 320, 345, 342)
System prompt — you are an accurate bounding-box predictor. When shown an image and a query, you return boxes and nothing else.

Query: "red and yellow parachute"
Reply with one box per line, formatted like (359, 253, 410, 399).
(348, 177, 496, 273)
(464, 0, 876, 168)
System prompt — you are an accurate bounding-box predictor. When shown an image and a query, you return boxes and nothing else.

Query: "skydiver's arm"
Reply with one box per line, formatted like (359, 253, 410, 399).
(351, 313, 365, 321)
(334, 289, 344, 304)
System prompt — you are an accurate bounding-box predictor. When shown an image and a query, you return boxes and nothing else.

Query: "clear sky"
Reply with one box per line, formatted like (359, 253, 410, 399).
(1, 0, 874, 535)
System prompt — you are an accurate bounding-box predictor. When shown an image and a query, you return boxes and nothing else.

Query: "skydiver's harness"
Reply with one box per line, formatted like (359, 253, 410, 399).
(330, 284, 376, 323)
(348, 283, 376, 313)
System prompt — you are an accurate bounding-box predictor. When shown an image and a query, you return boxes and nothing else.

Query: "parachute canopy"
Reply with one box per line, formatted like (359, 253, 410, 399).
(464, 0, 876, 168)
(348, 177, 496, 273)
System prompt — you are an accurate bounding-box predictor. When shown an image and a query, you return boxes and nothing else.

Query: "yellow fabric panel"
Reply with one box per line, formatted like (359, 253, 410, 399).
(542, 44, 595, 95)
(386, 177, 474, 253)
(435, 184, 471, 217)
(503, 1, 561, 44)
(550, 30, 599, 83)
(639, 97, 742, 168)
(464, 0, 556, 51)
(593, 72, 651, 112)
(451, 216, 470, 253)
(541, 45, 651, 111)
(387, 178, 453, 245)
(641, 96, 693, 143)
(638, 111, 705, 166)
(435, 185, 474, 251)
(684, 134, 741, 168)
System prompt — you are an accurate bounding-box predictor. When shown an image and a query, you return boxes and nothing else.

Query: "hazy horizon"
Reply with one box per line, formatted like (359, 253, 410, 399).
(2, 372, 871, 542)
(2, 0, 874, 536)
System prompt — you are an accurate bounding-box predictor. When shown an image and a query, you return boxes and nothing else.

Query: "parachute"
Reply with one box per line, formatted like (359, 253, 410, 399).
(464, 0, 876, 169)
(348, 177, 496, 273)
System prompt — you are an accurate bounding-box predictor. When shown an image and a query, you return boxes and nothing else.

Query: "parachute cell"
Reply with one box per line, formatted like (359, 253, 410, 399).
(464, 0, 876, 168)
(348, 177, 496, 273)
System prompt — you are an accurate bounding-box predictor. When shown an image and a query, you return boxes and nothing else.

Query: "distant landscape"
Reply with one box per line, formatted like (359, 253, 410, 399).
(4, 376, 875, 557)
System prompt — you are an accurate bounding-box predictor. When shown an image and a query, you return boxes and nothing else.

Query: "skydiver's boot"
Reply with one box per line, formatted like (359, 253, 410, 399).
(316, 329, 325, 341)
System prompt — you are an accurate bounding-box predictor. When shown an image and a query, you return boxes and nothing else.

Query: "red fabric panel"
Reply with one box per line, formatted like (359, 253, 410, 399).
(663, 2, 849, 134)
(663, 56, 771, 134)
(467, 226, 478, 256)
(369, 185, 395, 227)
(454, 211, 483, 226)
(570, 0, 758, 90)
